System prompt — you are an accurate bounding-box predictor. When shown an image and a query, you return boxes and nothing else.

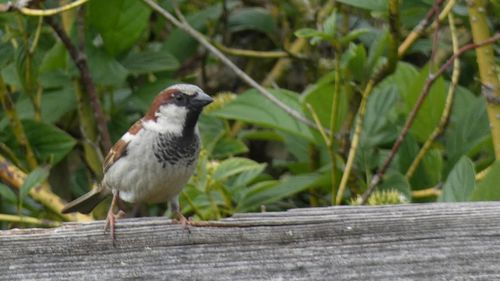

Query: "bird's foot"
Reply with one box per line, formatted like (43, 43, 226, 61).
(172, 212, 194, 232)
(104, 210, 126, 243)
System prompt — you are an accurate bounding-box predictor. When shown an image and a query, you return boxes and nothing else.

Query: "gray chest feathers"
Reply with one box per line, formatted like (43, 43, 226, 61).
(152, 133, 199, 168)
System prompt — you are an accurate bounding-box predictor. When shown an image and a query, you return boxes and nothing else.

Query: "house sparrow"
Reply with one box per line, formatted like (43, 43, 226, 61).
(62, 84, 213, 239)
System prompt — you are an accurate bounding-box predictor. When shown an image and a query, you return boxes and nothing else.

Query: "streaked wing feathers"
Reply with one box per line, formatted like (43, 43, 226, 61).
(103, 119, 143, 173)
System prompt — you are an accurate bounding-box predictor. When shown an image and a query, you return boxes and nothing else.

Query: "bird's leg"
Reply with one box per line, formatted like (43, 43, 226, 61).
(104, 191, 125, 241)
(170, 198, 190, 229)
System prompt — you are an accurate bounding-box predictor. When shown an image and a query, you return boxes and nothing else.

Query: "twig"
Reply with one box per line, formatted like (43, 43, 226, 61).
(142, 0, 323, 133)
(0, 213, 61, 227)
(329, 47, 342, 204)
(45, 17, 112, 153)
(429, 1, 441, 71)
(406, 13, 460, 180)
(212, 41, 288, 58)
(13, 0, 89, 16)
(336, 80, 374, 204)
(0, 154, 93, 222)
(306, 104, 330, 147)
(411, 187, 441, 198)
(0, 77, 38, 169)
(398, 0, 447, 57)
(361, 33, 500, 204)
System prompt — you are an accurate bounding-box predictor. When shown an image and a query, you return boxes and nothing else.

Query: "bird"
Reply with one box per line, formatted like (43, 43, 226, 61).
(62, 83, 213, 240)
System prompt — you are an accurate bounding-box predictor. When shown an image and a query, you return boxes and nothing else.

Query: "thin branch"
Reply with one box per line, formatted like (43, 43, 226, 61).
(212, 41, 288, 59)
(45, 17, 112, 153)
(398, 0, 448, 57)
(411, 187, 441, 198)
(406, 13, 460, 180)
(0, 213, 61, 227)
(336, 80, 374, 204)
(13, 0, 89, 16)
(0, 77, 38, 170)
(142, 0, 324, 133)
(329, 47, 342, 204)
(361, 33, 500, 204)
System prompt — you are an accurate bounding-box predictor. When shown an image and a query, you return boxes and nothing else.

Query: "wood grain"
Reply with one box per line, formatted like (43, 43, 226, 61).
(1, 202, 500, 280)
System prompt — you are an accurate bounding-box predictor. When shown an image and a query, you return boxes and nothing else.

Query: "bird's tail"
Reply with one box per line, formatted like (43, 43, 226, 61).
(61, 185, 111, 214)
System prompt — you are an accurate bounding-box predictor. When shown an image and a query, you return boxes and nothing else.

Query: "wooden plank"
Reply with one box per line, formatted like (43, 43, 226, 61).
(1, 202, 500, 280)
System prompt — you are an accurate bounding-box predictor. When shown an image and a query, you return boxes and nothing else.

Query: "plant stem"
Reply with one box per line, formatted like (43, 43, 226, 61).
(468, 0, 500, 159)
(45, 16, 112, 153)
(406, 13, 460, 180)
(14, 0, 89, 16)
(212, 40, 288, 58)
(336, 80, 374, 204)
(0, 78, 38, 170)
(0, 213, 61, 227)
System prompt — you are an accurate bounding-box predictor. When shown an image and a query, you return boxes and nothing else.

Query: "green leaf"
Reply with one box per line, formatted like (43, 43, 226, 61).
(86, 45, 128, 86)
(404, 66, 447, 142)
(88, 0, 151, 56)
(22, 120, 76, 164)
(0, 183, 17, 203)
(336, 0, 388, 11)
(213, 158, 266, 182)
(228, 7, 277, 35)
(421, 148, 443, 185)
(367, 29, 390, 76)
(39, 42, 67, 73)
(210, 89, 316, 142)
(438, 156, 475, 202)
(397, 134, 438, 189)
(0, 42, 14, 69)
(341, 43, 367, 79)
(121, 49, 179, 75)
(19, 166, 50, 199)
(162, 4, 223, 62)
(301, 71, 348, 131)
(339, 28, 371, 46)
(361, 85, 398, 148)
(236, 172, 326, 212)
(445, 89, 490, 173)
(294, 28, 325, 39)
(12, 87, 76, 124)
(212, 138, 248, 158)
(470, 161, 500, 201)
(322, 11, 337, 35)
(377, 62, 419, 94)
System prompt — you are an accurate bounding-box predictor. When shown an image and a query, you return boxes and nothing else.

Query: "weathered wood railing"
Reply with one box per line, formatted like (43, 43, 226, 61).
(1, 202, 500, 280)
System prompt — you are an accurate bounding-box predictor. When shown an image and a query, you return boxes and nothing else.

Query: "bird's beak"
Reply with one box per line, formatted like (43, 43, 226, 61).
(191, 92, 213, 108)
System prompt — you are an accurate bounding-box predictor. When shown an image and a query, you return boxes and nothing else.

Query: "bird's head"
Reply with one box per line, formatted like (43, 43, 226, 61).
(144, 84, 213, 135)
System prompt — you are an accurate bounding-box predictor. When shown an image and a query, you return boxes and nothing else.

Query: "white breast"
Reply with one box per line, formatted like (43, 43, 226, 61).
(102, 129, 198, 204)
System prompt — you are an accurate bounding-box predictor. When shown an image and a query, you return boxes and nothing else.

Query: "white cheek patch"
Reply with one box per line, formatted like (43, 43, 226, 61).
(143, 104, 188, 135)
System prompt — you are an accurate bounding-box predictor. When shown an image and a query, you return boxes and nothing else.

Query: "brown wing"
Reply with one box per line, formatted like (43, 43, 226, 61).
(103, 119, 143, 173)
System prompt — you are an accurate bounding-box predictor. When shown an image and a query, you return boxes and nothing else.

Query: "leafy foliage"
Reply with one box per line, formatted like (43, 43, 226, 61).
(0, 0, 499, 229)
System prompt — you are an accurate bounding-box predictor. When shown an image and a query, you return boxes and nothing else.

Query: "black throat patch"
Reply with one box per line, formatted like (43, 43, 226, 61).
(153, 133, 199, 168)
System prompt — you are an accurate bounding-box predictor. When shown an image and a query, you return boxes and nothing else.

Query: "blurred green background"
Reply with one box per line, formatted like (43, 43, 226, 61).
(1, 0, 500, 229)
